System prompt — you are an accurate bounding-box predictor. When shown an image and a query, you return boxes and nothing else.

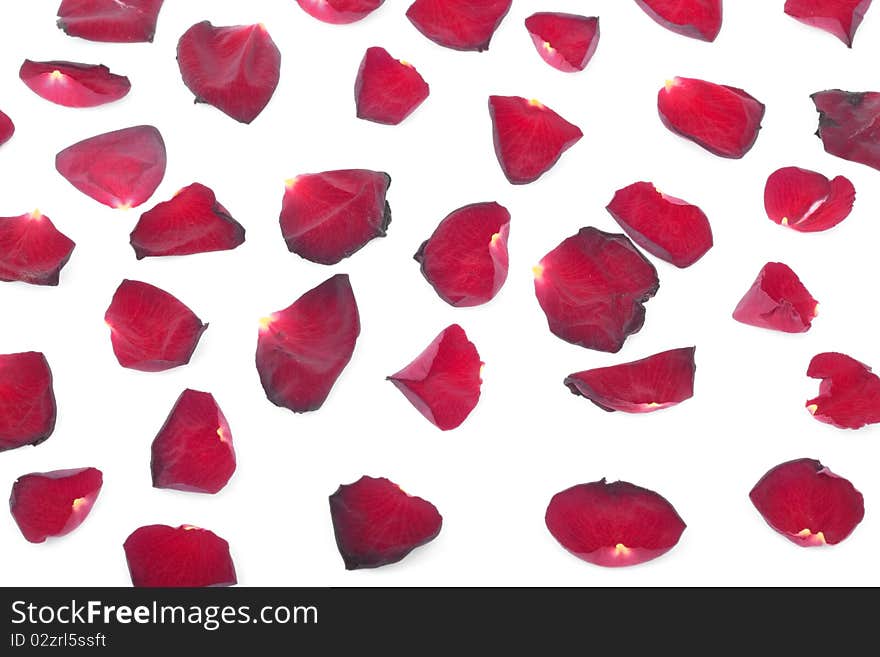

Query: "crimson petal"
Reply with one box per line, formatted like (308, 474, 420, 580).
(124, 524, 236, 587)
(733, 262, 818, 333)
(10, 468, 102, 543)
(812, 89, 880, 171)
(525, 13, 600, 73)
(750, 459, 864, 546)
(57, 0, 164, 42)
(387, 324, 483, 430)
(414, 202, 510, 307)
(355, 47, 429, 125)
(177, 21, 281, 124)
(406, 0, 512, 51)
(785, 0, 872, 46)
(257, 274, 360, 413)
(0, 110, 13, 146)
(764, 166, 855, 232)
(0, 352, 56, 452)
(329, 476, 442, 569)
(634, 0, 723, 41)
(546, 479, 686, 567)
(806, 352, 880, 429)
(0, 211, 75, 286)
(104, 279, 207, 372)
(296, 0, 384, 24)
(19, 60, 130, 108)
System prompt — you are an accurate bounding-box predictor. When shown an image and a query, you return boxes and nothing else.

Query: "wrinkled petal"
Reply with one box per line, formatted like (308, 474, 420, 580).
(296, 0, 385, 24)
(0, 352, 56, 452)
(124, 524, 236, 587)
(407, 0, 511, 51)
(10, 468, 102, 543)
(525, 13, 600, 73)
(57, 0, 164, 42)
(812, 89, 880, 171)
(764, 167, 855, 232)
(785, 0, 872, 46)
(19, 60, 130, 108)
(0, 211, 75, 286)
(355, 47, 429, 125)
(733, 262, 818, 333)
(634, 0, 723, 41)
(806, 352, 880, 429)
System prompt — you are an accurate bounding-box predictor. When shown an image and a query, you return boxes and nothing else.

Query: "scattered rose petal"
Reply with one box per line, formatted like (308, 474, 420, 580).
(123, 524, 237, 587)
(606, 181, 713, 268)
(658, 77, 765, 158)
(565, 347, 696, 413)
(733, 262, 818, 333)
(414, 202, 510, 307)
(130, 183, 245, 259)
(534, 227, 659, 353)
(750, 458, 864, 546)
(806, 352, 880, 429)
(55, 125, 166, 209)
(9, 468, 102, 543)
(329, 476, 442, 569)
(151, 389, 235, 494)
(57, 0, 164, 42)
(812, 89, 880, 171)
(296, 0, 385, 24)
(0, 210, 76, 286)
(785, 0, 872, 46)
(355, 47, 429, 125)
(764, 166, 855, 232)
(0, 110, 13, 146)
(387, 324, 483, 430)
(525, 13, 600, 73)
(257, 274, 360, 413)
(19, 60, 130, 108)
(104, 279, 207, 372)
(177, 21, 281, 124)
(280, 170, 391, 265)
(546, 479, 686, 567)
(0, 352, 56, 453)
(406, 0, 512, 51)
(489, 95, 583, 184)
(634, 0, 723, 41)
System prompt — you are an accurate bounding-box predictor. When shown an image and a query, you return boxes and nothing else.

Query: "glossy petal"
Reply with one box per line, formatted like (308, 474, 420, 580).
(296, 0, 384, 24)
(124, 524, 237, 587)
(0, 352, 56, 453)
(0, 211, 76, 286)
(19, 60, 130, 108)
(57, 0, 164, 42)
(812, 90, 880, 171)
(355, 47, 429, 125)
(733, 262, 818, 333)
(806, 352, 880, 429)
(525, 13, 600, 73)
(9, 468, 102, 543)
(406, 0, 512, 51)
(0, 110, 13, 146)
(785, 0, 872, 46)
(634, 0, 723, 41)
(764, 167, 855, 232)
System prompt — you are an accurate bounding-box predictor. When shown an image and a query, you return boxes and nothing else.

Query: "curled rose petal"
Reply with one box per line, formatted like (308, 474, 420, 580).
(355, 47, 429, 125)
(19, 60, 130, 108)
(785, 0, 872, 46)
(0, 210, 75, 286)
(812, 90, 880, 171)
(525, 13, 600, 73)
(733, 262, 818, 333)
(805, 352, 880, 429)
(406, 0, 512, 51)
(0, 352, 56, 453)
(296, 0, 385, 24)
(0, 110, 13, 146)
(764, 167, 855, 232)
(57, 0, 164, 43)
(634, 0, 723, 41)
(10, 468, 102, 543)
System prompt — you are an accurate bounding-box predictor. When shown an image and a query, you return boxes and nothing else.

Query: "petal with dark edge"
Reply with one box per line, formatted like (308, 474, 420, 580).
(785, 0, 872, 46)
(57, 0, 164, 43)
(806, 352, 880, 429)
(764, 167, 855, 232)
(525, 13, 600, 73)
(296, 0, 385, 24)
(0, 211, 75, 286)
(634, 0, 723, 41)
(812, 90, 880, 171)
(733, 262, 818, 333)
(19, 60, 130, 108)
(355, 47, 429, 125)
(0, 352, 56, 453)
(406, 0, 512, 51)
(10, 468, 102, 543)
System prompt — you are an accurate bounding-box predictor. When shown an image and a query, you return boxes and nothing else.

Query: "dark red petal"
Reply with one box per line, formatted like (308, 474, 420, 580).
(151, 389, 235, 494)
(57, 0, 163, 42)
(658, 77, 765, 158)
(534, 227, 659, 353)
(355, 47, 429, 125)
(764, 167, 855, 232)
(750, 459, 864, 546)
(9, 468, 102, 543)
(104, 279, 207, 372)
(55, 125, 166, 209)
(0, 211, 76, 286)
(123, 524, 236, 587)
(489, 95, 583, 184)
(280, 170, 391, 265)
(525, 13, 600, 73)
(733, 262, 818, 333)
(296, 0, 384, 24)
(634, 0, 723, 41)
(414, 202, 510, 307)
(565, 347, 696, 413)
(606, 182, 713, 268)
(177, 21, 281, 124)
(329, 476, 442, 570)
(546, 479, 686, 567)
(0, 110, 13, 146)
(406, 0, 512, 51)
(130, 183, 245, 258)
(812, 90, 880, 171)
(806, 352, 880, 429)
(0, 352, 56, 452)
(785, 0, 872, 46)
(19, 60, 130, 108)
(257, 274, 360, 413)
(387, 324, 483, 431)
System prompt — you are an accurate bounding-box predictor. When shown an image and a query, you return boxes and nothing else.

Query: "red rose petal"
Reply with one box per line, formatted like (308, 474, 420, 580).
(9, 468, 102, 543)
(257, 274, 360, 413)
(387, 324, 483, 431)
(296, 0, 384, 24)
(355, 47, 429, 125)
(658, 77, 765, 158)
(151, 389, 235, 494)
(55, 125, 166, 209)
(525, 13, 600, 73)
(19, 60, 130, 108)
(806, 352, 880, 429)
(534, 227, 659, 353)
(414, 202, 510, 307)
(177, 21, 281, 124)
(606, 182, 713, 268)
(785, 0, 872, 46)
(733, 262, 818, 333)
(0, 110, 13, 146)
(564, 347, 696, 413)
(104, 279, 207, 372)
(750, 458, 864, 546)
(329, 476, 442, 569)
(123, 524, 236, 587)
(489, 95, 583, 184)
(406, 0, 512, 51)
(57, 0, 164, 43)
(546, 479, 686, 567)
(0, 352, 56, 453)
(634, 0, 723, 41)
(280, 170, 391, 265)
(130, 183, 245, 259)
(0, 210, 76, 286)
(812, 89, 880, 171)
(764, 167, 855, 232)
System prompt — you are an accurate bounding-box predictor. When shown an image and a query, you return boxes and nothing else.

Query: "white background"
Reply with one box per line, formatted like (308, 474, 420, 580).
(1, 1, 879, 587)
